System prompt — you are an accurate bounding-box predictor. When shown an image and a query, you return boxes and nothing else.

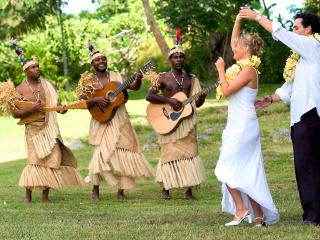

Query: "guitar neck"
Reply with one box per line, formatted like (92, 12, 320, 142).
(44, 100, 87, 111)
(113, 70, 142, 96)
(182, 85, 215, 106)
(111, 60, 156, 97)
(15, 100, 87, 112)
(113, 76, 134, 96)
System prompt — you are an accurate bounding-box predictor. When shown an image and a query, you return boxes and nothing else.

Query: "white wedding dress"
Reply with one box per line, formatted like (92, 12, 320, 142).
(214, 81, 280, 225)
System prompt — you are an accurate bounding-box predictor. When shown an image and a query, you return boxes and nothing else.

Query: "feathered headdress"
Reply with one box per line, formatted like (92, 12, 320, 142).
(168, 28, 185, 58)
(11, 40, 38, 71)
(88, 40, 105, 62)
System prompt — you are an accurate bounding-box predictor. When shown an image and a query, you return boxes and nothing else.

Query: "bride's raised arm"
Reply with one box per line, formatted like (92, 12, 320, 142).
(231, 14, 242, 50)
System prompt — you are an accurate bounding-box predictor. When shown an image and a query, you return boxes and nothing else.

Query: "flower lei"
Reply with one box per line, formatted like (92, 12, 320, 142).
(283, 33, 320, 83)
(216, 55, 261, 100)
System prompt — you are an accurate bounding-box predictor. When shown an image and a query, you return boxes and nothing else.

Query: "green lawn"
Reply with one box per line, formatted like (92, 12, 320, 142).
(0, 84, 319, 239)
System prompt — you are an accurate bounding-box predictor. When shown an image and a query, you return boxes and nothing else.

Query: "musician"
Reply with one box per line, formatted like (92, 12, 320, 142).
(146, 42, 208, 200)
(77, 48, 154, 201)
(7, 55, 85, 204)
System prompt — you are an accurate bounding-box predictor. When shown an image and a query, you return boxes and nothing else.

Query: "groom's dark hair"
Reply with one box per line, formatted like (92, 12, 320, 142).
(294, 13, 320, 34)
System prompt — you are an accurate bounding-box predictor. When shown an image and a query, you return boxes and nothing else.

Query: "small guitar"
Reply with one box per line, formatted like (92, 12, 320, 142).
(89, 60, 156, 123)
(146, 84, 215, 135)
(15, 100, 87, 125)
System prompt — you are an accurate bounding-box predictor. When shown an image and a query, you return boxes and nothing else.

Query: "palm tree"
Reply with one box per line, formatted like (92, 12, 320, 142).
(141, 0, 169, 58)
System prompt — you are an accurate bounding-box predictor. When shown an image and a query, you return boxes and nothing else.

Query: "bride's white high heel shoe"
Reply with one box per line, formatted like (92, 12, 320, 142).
(254, 215, 266, 227)
(225, 211, 252, 227)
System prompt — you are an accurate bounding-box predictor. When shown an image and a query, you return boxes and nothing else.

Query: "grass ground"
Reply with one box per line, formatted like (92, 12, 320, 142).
(0, 84, 319, 239)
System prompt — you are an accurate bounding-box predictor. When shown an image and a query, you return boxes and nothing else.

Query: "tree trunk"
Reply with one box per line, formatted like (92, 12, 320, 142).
(208, 32, 233, 67)
(141, 0, 169, 58)
(58, 0, 70, 91)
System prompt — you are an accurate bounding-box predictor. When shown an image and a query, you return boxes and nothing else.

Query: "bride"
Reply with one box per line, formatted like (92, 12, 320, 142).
(214, 13, 280, 227)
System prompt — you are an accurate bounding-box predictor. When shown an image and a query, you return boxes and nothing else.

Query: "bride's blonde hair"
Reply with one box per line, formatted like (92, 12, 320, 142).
(234, 32, 264, 56)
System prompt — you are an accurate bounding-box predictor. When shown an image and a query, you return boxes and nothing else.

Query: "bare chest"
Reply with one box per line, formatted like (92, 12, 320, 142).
(23, 83, 46, 103)
(161, 73, 192, 97)
(93, 74, 111, 90)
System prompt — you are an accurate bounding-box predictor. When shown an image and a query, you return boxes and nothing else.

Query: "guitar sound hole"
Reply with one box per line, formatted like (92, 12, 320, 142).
(107, 92, 115, 101)
(170, 107, 184, 121)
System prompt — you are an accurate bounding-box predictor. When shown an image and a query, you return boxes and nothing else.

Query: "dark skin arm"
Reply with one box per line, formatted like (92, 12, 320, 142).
(11, 84, 43, 119)
(147, 89, 182, 111)
(11, 100, 43, 119)
(195, 92, 206, 108)
(79, 95, 110, 109)
(88, 97, 110, 109)
(146, 73, 208, 110)
(126, 71, 143, 90)
(146, 74, 184, 111)
(82, 71, 142, 108)
(146, 87, 184, 111)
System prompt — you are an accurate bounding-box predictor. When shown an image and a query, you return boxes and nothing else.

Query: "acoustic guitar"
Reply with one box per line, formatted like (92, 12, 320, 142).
(15, 100, 87, 125)
(146, 85, 215, 135)
(88, 60, 156, 123)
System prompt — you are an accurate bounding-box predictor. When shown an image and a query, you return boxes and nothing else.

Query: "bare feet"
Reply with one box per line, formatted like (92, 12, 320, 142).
(24, 198, 32, 204)
(41, 199, 53, 204)
(91, 185, 100, 200)
(117, 189, 127, 201)
(162, 188, 171, 200)
(41, 188, 53, 204)
(185, 188, 195, 200)
(24, 188, 32, 204)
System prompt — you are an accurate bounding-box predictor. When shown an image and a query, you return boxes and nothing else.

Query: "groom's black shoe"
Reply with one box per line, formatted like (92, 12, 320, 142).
(296, 220, 318, 226)
(298, 220, 319, 226)
(301, 220, 318, 226)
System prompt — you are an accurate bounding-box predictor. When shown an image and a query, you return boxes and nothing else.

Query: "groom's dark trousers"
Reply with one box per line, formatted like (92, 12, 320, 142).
(291, 108, 320, 224)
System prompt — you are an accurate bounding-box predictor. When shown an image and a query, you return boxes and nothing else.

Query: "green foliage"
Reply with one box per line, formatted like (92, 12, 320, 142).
(1, 0, 318, 98)
(259, 36, 290, 83)
(0, 0, 152, 99)
(135, 37, 170, 73)
(303, 1, 320, 15)
(0, 0, 60, 40)
(154, 0, 258, 44)
(184, 44, 215, 82)
(151, 0, 303, 84)
(94, 0, 132, 21)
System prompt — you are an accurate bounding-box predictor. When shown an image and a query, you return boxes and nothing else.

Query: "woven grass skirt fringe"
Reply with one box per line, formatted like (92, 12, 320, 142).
(19, 164, 85, 190)
(156, 156, 205, 190)
(86, 148, 154, 190)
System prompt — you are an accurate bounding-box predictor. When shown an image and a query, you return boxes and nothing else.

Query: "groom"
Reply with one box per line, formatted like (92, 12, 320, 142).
(239, 9, 320, 225)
